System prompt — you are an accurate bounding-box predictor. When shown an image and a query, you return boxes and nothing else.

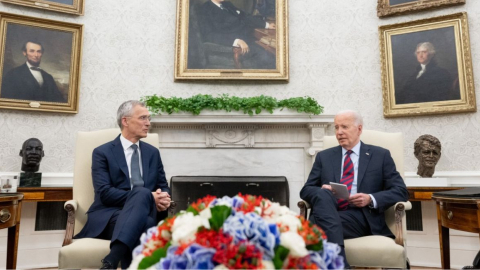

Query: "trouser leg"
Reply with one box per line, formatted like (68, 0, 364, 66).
(308, 189, 344, 246)
(111, 187, 157, 250)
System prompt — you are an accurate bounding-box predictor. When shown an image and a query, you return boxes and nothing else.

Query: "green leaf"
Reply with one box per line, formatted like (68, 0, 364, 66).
(272, 245, 290, 269)
(142, 95, 323, 116)
(186, 206, 199, 215)
(209, 205, 232, 231)
(306, 241, 323, 251)
(138, 242, 171, 269)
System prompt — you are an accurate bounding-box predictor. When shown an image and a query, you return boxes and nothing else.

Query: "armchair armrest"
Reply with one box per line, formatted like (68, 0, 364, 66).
(62, 200, 78, 247)
(393, 201, 411, 246)
(298, 200, 311, 219)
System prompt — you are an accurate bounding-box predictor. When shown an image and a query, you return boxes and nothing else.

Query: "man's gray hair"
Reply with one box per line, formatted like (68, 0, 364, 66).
(117, 100, 146, 129)
(415, 42, 436, 55)
(335, 110, 363, 127)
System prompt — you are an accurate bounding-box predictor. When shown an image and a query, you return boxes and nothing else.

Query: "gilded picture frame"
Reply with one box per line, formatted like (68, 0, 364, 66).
(0, 0, 84, 16)
(379, 12, 475, 118)
(377, 0, 465, 18)
(0, 12, 83, 113)
(174, 0, 288, 81)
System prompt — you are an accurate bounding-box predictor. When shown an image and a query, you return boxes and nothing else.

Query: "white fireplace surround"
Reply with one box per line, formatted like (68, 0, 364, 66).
(149, 110, 335, 213)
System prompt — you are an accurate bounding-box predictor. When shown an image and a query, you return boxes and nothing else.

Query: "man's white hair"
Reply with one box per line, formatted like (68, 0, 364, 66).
(335, 110, 363, 127)
(415, 42, 436, 55)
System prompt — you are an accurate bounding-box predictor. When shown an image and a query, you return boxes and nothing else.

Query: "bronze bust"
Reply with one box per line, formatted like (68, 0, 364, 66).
(19, 138, 44, 173)
(414, 134, 441, 178)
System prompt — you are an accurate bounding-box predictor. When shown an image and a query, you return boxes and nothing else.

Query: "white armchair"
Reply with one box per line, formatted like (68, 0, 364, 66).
(57, 129, 174, 269)
(298, 130, 412, 268)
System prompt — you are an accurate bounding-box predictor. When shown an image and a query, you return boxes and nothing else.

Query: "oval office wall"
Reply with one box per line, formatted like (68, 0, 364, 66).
(0, 0, 479, 268)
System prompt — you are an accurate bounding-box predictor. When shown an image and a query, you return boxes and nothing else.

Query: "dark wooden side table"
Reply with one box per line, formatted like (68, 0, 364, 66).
(0, 193, 24, 270)
(432, 195, 480, 269)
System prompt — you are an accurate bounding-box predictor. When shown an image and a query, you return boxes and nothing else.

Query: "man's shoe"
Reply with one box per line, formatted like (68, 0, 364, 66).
(100, 259, 115, 269)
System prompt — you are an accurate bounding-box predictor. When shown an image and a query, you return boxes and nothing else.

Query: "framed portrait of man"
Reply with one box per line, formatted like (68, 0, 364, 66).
(379, 12, 476, 118)
(0, 12, 83, 113)
(377, 0, 465, 17)
(174, 0, 289, 81)
(0, 0, 85, 15)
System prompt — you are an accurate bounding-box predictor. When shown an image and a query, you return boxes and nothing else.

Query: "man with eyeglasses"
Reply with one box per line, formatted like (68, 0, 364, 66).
(74, 100, 171, 269)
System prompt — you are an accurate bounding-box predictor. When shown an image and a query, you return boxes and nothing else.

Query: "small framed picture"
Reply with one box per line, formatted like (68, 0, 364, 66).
(0, 12, 83, 113)
(0, 0, 85, 16)
(379, 12, 476, 118)
(174, 0, 289, 81)
(377, 0, 465, 18)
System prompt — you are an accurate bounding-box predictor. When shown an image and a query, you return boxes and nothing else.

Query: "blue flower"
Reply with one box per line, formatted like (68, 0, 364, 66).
(223, 211, 280, 259)
(132, 226, 159, 256)
(157, 244, 216, 270)
(318, 240, 344, 269)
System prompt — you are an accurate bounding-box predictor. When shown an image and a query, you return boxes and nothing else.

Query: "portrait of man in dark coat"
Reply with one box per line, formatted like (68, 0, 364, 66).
(395, 42, 460, 105)
(1, 40, 66, 103)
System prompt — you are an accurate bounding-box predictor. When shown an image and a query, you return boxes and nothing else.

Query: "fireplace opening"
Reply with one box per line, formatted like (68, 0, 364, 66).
(170, 176, 289, 214)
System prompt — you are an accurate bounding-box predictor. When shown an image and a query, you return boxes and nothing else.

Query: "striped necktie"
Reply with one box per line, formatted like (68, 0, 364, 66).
(338, 150, 354, 210)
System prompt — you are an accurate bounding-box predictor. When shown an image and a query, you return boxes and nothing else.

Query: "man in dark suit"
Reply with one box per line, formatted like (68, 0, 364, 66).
(396, 42, 459, 104)
(198, 0, 276, 69)
(1, 40, 65, 102)
(300, 110, 408, 267)
(74, 100, 171, 269)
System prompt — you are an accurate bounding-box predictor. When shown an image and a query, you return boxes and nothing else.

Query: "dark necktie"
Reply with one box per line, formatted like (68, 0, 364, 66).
(130, 144, 144, 187)
(30, 66, 42, 71)
(338, 150, 354, 210)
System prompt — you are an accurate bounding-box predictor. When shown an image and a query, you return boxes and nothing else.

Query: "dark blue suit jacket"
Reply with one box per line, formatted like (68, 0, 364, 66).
(300, 142, 408, 237)
(75, 135, 170, 239)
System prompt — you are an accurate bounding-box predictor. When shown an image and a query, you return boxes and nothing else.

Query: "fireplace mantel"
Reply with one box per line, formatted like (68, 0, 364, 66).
(150, 111, 334, 214)
(150, 111, 335, 156)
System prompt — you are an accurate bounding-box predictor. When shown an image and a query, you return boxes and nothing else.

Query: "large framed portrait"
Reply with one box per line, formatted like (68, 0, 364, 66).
(0, 12, 83, 113)
(174, 0, 288, 81)
(379, 12, 475, 118)
(0, 0, 84, 15)
(377, 0, 465, 17)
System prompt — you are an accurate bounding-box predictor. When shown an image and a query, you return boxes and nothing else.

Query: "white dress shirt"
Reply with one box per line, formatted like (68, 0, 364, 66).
(26, 62, 44, 86)
(416, 64, 426, 79)
(340, 141, 377, 208)
(120, 135, 143, 189)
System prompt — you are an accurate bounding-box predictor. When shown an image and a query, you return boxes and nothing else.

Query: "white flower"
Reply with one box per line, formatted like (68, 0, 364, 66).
(171, 212, 204, 245)
(199, 207, 212, 229)
(276, 214, 301, 231)
(280, 231, 308, 258)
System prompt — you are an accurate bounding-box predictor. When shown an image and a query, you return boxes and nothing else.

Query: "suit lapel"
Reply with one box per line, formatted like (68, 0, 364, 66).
(140, 141, 150, 185)
(111, 135, 129, 180)
(357, 141, 371, 189)
(331, 146, 343, 183)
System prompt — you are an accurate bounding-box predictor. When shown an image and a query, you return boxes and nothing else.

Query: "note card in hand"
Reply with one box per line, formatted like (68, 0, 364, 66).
(329, 182, 349, 200)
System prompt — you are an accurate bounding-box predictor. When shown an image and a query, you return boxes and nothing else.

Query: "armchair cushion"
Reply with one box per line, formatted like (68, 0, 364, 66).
(58, 238, 112, 269)
(345, 235, 405, 268)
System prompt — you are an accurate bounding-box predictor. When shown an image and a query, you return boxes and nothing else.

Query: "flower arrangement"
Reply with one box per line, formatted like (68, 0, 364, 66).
(129, 194, 344, 269)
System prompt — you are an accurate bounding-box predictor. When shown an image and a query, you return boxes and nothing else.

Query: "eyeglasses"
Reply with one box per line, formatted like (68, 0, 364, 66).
(125, 115, 151, 122)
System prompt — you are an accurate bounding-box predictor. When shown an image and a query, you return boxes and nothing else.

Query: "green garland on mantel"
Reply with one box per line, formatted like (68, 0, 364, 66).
(141, 94, 323, 116)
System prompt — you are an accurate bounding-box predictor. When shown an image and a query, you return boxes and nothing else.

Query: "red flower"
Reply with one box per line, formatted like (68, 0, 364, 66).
(285, 255, 319, 269)
(191, 195, 217, 213)
(237, 193, 264, 213)
(142, 216, 176, 256)
(297, 217, 327, 246)
(213, 241, 263, 269)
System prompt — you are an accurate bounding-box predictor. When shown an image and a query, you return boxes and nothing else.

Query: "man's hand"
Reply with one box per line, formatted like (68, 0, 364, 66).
(267, 23, 276, 29)
(348, 193, 371, 208)
(152, 189, 171, 212)
(237, 39, 250, 55)
(321, 184, 333, 192)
